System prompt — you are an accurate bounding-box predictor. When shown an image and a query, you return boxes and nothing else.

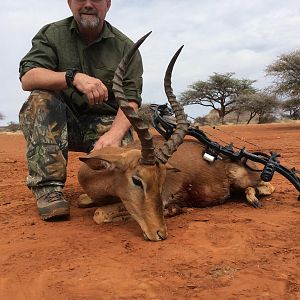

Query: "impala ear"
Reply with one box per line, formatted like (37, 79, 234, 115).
(79, 157, 116, 171)
(165, 162, 181, 173)
(79, 149, 140, 171)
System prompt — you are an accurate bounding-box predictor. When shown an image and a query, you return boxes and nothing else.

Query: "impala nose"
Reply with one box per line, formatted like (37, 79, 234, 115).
(157, 230, 167, 240)
(143, 229, 168, 241)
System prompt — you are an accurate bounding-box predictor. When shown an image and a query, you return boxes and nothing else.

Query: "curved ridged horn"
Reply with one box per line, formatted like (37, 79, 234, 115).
(155, 46, 189, 164)
(112, 32, 156, 165)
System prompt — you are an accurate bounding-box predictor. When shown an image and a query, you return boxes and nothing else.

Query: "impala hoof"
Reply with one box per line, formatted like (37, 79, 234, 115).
(77, 194, 96, 208)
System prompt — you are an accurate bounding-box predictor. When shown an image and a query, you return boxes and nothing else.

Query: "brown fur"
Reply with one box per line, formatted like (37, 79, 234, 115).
(78, 137, 274, 241)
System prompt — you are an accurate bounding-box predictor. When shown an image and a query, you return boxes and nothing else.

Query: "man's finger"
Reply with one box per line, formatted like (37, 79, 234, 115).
(99, 82, 108, 101)
(92, 89, 100, 104)
(87, 91, 95, 105)
(96, 86, 105, 103)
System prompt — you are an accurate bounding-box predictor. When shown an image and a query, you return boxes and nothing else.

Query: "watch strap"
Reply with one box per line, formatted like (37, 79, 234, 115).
(65, 68, 79, 88)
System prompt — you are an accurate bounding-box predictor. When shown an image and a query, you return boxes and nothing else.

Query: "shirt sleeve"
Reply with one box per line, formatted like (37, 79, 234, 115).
(19, 25, 58, 79)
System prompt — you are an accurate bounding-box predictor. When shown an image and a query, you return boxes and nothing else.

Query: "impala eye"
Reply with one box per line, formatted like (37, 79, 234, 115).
(132, 176, 144, 189)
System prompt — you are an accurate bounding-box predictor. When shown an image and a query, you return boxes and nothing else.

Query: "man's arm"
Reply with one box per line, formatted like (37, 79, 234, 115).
(93, 101, 138, 150)
(21, 67, 67, 91)
(21, 67, 108, 104)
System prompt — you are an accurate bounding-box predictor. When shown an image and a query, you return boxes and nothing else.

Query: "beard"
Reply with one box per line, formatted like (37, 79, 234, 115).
(78, 8, 101, 29)
(79, 14, 100, 29)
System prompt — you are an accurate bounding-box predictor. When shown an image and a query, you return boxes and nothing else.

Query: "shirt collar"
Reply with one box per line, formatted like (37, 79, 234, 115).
(70, 18, 115, 41)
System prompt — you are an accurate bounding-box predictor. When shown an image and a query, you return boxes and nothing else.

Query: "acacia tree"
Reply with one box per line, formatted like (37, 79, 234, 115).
(179, 72, 256, 123)
(266, 50, 300, 97)
(233, 92, 280, 124)
(281, 98, 300, 120)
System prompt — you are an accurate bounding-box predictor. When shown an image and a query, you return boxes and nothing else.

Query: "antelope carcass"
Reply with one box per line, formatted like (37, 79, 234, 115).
(78, 33, 274, 241)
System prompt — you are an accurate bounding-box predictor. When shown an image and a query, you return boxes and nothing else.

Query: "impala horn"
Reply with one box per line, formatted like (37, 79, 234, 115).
(155, 46, 189, 163)
(112, 33, 189, 165)
(112, 32, 155, 165)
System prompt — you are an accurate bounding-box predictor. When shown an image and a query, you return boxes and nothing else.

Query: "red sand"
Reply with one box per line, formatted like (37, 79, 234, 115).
(0, 123, 299, 299)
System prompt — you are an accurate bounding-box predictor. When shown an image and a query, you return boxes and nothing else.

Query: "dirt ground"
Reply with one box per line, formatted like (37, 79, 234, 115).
(0, 123, 299, 300)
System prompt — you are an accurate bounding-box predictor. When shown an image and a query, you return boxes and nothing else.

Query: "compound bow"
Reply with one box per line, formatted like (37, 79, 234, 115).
(151, 103, 300, 201)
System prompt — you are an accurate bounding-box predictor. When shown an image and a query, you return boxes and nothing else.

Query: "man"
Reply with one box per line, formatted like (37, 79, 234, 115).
(19, 0, 143, 221)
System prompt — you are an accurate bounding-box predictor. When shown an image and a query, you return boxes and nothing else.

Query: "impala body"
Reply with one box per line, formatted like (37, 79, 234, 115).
(78, 33, 274, 241)
(78, 138, 274, 241)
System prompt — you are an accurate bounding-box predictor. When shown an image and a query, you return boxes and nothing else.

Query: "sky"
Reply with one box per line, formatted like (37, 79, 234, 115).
(1, 0, 300, 125)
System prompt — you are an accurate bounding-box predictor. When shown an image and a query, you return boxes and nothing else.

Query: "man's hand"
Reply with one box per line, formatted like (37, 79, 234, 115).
(73, 73, 108, 105)
(93, 130, 123, 150)
(92, 101, 138, 151)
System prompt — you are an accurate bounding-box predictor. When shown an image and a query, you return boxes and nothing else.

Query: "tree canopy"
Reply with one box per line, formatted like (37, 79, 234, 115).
(266, 50, 300, 97)
(233, 93, 280, 124)
(281, 98, 300, 120)
(179, 72, 256, 123)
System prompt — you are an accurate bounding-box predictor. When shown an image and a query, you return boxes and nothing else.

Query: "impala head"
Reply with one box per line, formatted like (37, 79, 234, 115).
(80, 33, 189, 241)
(80, 148, 170, 241)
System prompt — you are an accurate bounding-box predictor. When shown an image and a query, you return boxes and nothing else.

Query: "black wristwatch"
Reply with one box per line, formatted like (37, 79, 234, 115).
(65, 68, 79, 88)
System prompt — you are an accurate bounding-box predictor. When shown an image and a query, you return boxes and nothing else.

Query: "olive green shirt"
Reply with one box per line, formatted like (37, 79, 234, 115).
(19, 17, 143, 115)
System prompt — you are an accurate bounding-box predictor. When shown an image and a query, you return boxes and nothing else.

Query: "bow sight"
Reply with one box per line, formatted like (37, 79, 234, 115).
(151, 104, 300, 200)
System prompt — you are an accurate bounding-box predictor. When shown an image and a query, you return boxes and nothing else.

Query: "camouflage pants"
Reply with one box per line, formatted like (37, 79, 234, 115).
(19, 90, 133, 198)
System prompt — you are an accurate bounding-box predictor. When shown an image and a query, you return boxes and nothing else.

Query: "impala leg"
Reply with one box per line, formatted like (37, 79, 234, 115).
(245, 186, 262, 208)
(93, 203, 130, 224)
(78, 193, 120, 208)
(256, 181, 275, 196)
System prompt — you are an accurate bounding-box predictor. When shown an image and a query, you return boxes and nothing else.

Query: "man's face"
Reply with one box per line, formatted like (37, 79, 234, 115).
(68, 0, 111, 30)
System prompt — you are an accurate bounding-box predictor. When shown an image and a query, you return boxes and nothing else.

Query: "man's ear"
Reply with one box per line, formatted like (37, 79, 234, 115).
(106, 0, 112, 10)
(67, 0, 71, 8)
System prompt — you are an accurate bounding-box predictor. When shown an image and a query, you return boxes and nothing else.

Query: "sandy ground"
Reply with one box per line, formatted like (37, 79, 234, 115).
(0, 123, 299, 300)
